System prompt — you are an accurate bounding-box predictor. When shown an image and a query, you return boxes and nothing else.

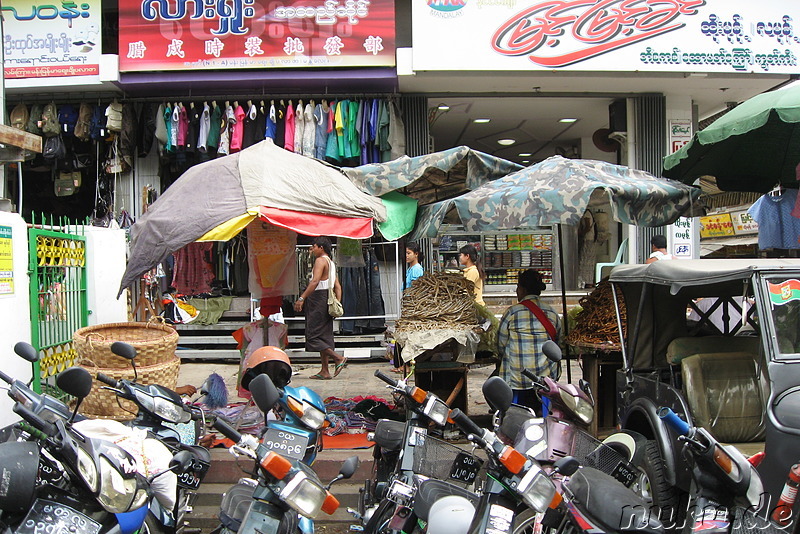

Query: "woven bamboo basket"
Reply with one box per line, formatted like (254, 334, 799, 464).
(78, 357, 180, 420)
(73, 321, 178, 369)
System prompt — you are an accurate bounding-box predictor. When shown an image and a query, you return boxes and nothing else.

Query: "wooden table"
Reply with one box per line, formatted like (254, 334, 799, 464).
(571, 342, 623, 436)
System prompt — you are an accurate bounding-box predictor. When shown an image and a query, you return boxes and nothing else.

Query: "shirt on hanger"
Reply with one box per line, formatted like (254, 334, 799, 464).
(274, 102, 286, 148)
(284, 102, 296, 152)
(265, 103, 277, 140)
(348, 100, 359, 160)
(302, 102, 315, 156)
(325, 102, 340, 162)
(313, 102, 328, 160)
(186, 105, 200, 153)
(154, 103, 167, 147)
(198, 103, 211, 152)
(293, 100, 305, 154)
(164, 104, 174, 152)
(230, 105, 245, 151)
(206, 104, 222, 149)
(748, 188, 800, 249)
(177, 104, 189, 147)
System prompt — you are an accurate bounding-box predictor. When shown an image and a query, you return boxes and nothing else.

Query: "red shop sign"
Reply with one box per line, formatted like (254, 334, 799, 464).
(119, 0, 395, 72)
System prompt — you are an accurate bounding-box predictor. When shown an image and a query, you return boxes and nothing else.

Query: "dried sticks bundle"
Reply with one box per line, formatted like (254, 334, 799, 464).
(566, 280, 627, 346)
(396, 272, 479, 332)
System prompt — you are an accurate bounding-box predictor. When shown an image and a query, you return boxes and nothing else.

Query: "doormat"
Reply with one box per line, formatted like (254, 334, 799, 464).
(322, 432, 375, 450)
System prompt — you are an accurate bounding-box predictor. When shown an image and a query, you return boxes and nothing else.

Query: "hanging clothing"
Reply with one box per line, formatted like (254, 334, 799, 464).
(186, 104, 200, 153)
(293, 99, 305, 154)
(163, 104, 174, 152)
(388, 99, 406, 160)
(314, 102, 329, 160)
(302, 101, 315, 156)
(325, 102, 340, 162)
(177, 104, 188, 147)
(154, 103, 167, 151)
(206, 104, 222, 149)
(169, 105, 180, 149)
(284, 101, 296, 152)
(378, 100, 391, 161)
(265, 103, 277, 141)
(274, 101, 287, 148)
(198, 103, 211, 152)
(335, 100, 347, 159)
(172, 242, 215, 295)
(230, 105, 245, 152)
(227, 233, 250, 296)
(137, 103, 157, 158)
(348, 100, 360, 160)
(749, 189, 800, 249)
(369, 99, 380, 163)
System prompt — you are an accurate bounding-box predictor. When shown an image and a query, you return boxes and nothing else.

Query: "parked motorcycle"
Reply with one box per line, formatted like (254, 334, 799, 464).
(210, 373, 357, 534)
(354, 369, 482, 533)
(96, 341, 211, 534)
(0, 364, 184, 534)
(658, 407, 766, 534)
(506, 341, 642, 488)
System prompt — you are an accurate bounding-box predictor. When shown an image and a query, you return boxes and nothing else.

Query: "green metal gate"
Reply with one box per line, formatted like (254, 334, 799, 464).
(28, 223, 88, 396)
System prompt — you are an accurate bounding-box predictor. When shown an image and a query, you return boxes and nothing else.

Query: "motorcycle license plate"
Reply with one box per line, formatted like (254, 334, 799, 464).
(448, 451, 482, 484)
(177, 470, 202, 489)
(262, 428, 308, 460)
(611, 462, 637, 487)
(17, 499, 101, 534)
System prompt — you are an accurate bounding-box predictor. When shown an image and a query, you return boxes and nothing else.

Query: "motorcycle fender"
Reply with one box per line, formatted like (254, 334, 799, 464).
(237, 500, 284, 534)
(602, 429, 648, 465)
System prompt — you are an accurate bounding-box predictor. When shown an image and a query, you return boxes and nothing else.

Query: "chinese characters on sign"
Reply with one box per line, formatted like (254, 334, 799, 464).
(2, 0, 102, 79)
(119, 0, 395, 71)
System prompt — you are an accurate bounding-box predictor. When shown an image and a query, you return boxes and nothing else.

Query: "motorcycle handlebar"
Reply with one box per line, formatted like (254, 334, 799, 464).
(13, 404, 57, 437)
(449, 408, 483, 439)
(521, 369, 540, 382)
(658, 407, 690, 436)
(213, 417, 242, 444)
(374, 370, 398, 388)
(96, 373, 118, 387)
(0, 369, 12, 385)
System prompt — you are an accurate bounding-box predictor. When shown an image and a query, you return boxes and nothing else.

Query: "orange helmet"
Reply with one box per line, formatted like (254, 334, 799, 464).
(241, 346, 292, 390)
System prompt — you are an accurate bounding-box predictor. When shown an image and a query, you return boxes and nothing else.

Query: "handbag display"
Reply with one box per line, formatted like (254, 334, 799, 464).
(325, 257, 344, 318)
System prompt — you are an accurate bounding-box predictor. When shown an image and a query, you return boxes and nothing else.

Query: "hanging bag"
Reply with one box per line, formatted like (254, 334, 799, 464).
(325, 257, 344, 318)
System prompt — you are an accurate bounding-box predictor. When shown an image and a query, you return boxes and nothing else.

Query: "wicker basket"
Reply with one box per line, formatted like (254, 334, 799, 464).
(78, 357, 181, 420)
(73, 321, 178, 369)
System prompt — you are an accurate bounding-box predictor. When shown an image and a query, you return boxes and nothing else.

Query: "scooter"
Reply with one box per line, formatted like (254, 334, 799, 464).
(96, 341, 211, 534)
(210, 373, 358, 534)
(658, 407, 766, 534)
(353, 369, 482, 533)
(0, 364, 176, 534)
(507, 341, 642, 488)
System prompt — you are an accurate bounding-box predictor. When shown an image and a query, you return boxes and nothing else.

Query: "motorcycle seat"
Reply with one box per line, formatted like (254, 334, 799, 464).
(566, 467, 663, 534)
(373, 419, 405, 451)
(414, 479, 479, 522)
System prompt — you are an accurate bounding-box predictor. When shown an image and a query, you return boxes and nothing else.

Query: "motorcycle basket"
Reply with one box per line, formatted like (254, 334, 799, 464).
(412, 434, 483, 490)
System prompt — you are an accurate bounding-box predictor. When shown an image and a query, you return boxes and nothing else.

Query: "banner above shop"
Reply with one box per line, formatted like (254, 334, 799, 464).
(119, 0, 395, 72)
(2, 0, 102, 79)
(412, 0, 799, 74)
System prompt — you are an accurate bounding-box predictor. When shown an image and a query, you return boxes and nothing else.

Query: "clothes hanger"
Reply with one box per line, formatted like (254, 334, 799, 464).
(770, 183, 785, 197)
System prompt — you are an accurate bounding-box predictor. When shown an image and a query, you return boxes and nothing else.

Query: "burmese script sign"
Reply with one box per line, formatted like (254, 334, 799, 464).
(119, 0, 395, 71)
(412, 0, 799, 73)
(2, 0, 102, 78)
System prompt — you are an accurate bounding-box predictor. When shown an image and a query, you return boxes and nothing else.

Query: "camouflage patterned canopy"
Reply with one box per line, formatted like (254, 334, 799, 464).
(410, 156, 703, 240)
(344, 146, 523, 199)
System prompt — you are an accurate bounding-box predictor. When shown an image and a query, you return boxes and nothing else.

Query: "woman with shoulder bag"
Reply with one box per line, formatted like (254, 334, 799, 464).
(294, 236, 348, 380)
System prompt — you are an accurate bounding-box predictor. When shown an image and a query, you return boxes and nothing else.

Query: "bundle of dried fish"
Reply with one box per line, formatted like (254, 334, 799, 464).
(396, 272, 479, 333)
(566, 280, 626, 346)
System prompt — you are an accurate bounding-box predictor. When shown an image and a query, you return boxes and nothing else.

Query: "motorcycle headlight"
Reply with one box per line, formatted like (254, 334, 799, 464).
(133, 390, 155, 414)
(153, 397, 191, 424)
(279, 471, 329, 518)
(422, 396, 450, 426)
(76, 447, 99, 492)
(97, 458, 137, 513)
(558, 390, 594, 425)
(516, 462, 556, 513)
(287, 397, 327, 430)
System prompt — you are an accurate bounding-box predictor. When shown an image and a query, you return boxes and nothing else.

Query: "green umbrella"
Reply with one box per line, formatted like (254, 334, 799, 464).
(663, 84, 800, 193)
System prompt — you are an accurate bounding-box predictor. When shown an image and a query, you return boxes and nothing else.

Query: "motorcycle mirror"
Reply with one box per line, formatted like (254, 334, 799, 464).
(542, 340, 562, 362)
(168, 450, 195, 475)
(249, 374, 281, 413)
(327, 455, 360, 490)
(56, 367, 93, 400)
(110, 342, 137, 360)
(14, 342, 39, 363)
(553, 456, 580, 477)
(482, 376, 513, 413)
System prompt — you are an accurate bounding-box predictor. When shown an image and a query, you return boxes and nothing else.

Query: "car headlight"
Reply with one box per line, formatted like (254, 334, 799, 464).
(516, 463, 556, 513)
(279, 471, 329, 518)
(559, 390, 594, 425)
(76, 447, 99, 492)
(422, 397, 450, 426)
(97, 458, 137, 513)
(287, 397, 327, 430)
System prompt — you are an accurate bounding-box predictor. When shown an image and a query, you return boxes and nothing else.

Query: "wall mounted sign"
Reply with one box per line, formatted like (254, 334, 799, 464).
(413, 0, 799, 73)
(119, 0, 395, 72)
(700, 213, 735, 238)
(2, 0, 102, 79)
(730, 209, 759, 235)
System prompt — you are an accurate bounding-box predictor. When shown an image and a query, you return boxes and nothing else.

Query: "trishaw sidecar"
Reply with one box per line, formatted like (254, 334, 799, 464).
(609, 259, 800, 526)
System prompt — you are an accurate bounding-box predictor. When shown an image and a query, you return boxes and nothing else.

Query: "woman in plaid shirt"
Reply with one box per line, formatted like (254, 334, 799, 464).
(497, 269, 562, 412)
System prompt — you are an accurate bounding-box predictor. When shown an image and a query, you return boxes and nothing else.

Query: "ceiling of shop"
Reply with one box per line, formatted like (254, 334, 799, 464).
(403, 71, 795, 167)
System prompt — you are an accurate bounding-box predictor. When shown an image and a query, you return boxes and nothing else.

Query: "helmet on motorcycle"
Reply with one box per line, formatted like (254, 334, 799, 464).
(241, 346, 292, 390)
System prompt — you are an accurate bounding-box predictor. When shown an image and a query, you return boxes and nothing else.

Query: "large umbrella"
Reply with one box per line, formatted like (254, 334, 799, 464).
(411, 155, 703, 239)
(409, 155, 704, 382)
(118, 140, 387, 295)
(663, 84, 800, 192)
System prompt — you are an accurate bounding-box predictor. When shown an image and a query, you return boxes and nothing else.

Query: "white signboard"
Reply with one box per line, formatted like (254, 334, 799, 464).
(671, 217, 696, 258)
(669, 119, 693, 154)
(413, 0, 800, 73)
